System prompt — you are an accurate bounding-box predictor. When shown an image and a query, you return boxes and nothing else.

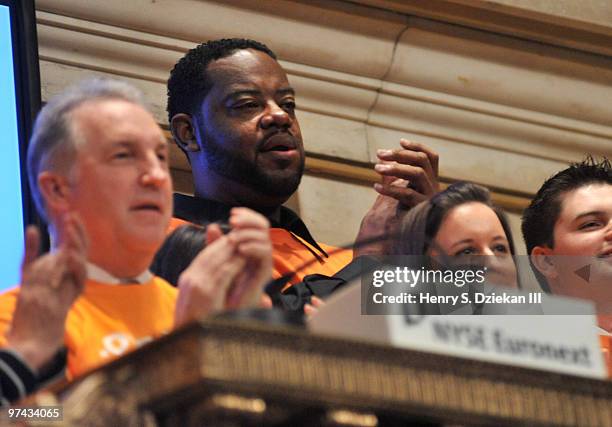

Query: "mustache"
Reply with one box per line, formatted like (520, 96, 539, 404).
(256, 130, 298, 151)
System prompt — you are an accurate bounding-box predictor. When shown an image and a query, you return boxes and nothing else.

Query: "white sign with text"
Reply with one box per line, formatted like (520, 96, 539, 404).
(308, 282, 607, 379)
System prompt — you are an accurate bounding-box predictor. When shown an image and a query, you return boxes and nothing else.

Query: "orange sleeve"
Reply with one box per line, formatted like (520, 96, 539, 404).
(170, 218, 353, 286)
(0, 288, 20, 347)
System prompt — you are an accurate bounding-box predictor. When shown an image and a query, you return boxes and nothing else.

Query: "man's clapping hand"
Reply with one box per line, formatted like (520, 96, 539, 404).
(354, 139, 439, 257)
(174, 208, 272, 327)
(7, 213, 87, 371)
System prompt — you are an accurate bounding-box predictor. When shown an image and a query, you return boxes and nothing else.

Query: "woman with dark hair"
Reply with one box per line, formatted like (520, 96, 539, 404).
(394, 182, 520, 289)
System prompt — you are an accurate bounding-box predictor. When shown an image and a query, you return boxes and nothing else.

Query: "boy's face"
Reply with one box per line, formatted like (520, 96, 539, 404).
(551, 183, 612, 260)
(535, 183, 612, 313)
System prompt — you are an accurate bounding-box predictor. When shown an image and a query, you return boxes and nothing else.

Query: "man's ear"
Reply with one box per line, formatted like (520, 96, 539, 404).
(38, 171, 71, 213)
(530, 246, 558, 281)
(170, 113, 200, 153)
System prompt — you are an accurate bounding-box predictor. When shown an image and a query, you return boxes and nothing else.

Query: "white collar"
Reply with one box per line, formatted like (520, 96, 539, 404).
(597, 326, 612, 336)
(86, 262, 153, 285)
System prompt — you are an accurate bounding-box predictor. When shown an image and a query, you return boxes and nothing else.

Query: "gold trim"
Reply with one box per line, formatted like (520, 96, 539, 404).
(58, 320, 612, 426)
(304, 156, 531, 212)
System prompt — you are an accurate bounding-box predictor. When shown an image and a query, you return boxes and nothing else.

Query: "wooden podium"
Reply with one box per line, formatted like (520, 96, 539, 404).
(52, 319, 611, 426)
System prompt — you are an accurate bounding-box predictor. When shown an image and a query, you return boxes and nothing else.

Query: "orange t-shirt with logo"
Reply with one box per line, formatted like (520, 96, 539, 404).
(0, 276, 177, 379)
(168, 217, 352, 287)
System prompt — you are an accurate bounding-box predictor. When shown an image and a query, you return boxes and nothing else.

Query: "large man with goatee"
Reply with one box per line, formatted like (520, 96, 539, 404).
(166, 38, 439, 290)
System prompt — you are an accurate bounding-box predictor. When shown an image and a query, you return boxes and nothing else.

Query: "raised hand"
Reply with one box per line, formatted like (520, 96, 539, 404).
(374, 139, 439, 207)
(354, 140, 439, 257)
(7, 213, 88, 371)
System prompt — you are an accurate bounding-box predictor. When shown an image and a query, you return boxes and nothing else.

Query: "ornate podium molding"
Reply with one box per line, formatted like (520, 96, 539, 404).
(53, 319, 612, 426)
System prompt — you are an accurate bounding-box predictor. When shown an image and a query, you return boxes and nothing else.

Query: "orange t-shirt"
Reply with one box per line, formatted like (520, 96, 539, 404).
(0, 276, 177, 379)
(168, 217, 353, 286)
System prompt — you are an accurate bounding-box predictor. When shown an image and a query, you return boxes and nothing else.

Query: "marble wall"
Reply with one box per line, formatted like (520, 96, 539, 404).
(35, 0, 612, 252)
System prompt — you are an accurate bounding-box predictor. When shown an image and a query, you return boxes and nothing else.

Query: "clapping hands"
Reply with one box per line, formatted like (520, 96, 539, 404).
(174, 208, 273, 327)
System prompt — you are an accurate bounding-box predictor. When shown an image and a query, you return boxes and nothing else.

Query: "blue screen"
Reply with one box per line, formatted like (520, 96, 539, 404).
(0, 5, 25, 290)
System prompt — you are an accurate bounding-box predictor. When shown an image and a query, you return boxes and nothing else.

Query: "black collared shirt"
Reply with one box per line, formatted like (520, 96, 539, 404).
(173, 193, 329, 259)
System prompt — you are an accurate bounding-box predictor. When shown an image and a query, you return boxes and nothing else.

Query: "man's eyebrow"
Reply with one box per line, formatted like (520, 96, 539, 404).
(109, 139, 167, 149)
(277, 87, 295, 96)
(226, 89, 261, 98)
(111, 141, 133, 148)
(225, 87, 296, 98)
(573, 210, 606, 221)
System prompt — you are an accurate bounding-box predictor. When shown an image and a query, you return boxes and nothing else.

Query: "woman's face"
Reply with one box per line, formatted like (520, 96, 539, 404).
(429, 202, 518, 288)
